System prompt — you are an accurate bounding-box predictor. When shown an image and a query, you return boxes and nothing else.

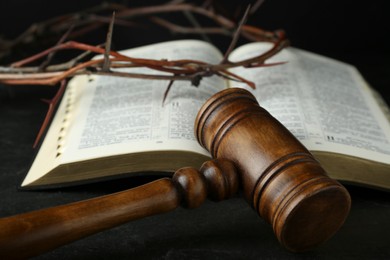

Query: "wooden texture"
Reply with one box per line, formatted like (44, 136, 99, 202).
(195, 88, 351, 252)
(0, 159, 239, 259)
(0, 87, 351, 257)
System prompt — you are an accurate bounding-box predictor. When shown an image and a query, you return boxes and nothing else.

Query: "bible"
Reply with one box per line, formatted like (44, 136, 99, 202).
(21, 40, 390, 190)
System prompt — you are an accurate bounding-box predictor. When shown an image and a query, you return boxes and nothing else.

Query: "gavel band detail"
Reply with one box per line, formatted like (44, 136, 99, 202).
(195, 88, 351, 252)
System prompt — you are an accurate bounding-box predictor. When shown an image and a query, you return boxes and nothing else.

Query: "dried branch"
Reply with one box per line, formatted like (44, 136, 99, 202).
(103, 12, 115, 72)
(163, 80, 176, 105)
(0, 1, 290, 146)
(39, 25, 75, 71)
(34, 79, 67, 148)
(0, 31, 288, 86)
(0, 1, 280, 61)
(249, 0, 266, 15)
(221, 5, 251, 64)
(149, 16, 230, 36)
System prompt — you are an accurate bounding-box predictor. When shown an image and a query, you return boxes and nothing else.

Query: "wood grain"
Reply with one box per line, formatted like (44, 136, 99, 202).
(0, 87, 351, 257)
(195, 88, 351, 252)
(0, 159, 238, 259)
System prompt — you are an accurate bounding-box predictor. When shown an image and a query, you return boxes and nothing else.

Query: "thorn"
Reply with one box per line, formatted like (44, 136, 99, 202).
(103, 12, 115, 72)
(245, 61, 287, 68)
(33, 80, 67, 148)
(40, 98, 51, 104)
(221, 5, 251, 64)
(39, 24, 75, 71)
(162, 80, 175, 106)
(250, 0, 265, 15)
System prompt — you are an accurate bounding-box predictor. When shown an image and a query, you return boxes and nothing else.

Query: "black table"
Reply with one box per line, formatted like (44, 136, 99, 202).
(1, 1, 390, 258)
(1, 82, 390, 260)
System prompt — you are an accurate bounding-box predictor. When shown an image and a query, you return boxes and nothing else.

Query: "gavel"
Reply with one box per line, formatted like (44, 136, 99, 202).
(0, 88, 351, 258)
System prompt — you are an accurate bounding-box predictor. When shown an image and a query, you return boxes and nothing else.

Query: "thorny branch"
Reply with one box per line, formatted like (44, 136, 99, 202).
(0, 1, 289, 147)
(35, 79, 68, 148)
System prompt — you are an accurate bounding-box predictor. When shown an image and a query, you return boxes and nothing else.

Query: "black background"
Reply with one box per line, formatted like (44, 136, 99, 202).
(1, 1, 390, 259)
(1, 0, 389, 101)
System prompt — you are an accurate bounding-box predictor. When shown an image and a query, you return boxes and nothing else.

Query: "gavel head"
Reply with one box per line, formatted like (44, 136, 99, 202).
(195, 88, 351, 252)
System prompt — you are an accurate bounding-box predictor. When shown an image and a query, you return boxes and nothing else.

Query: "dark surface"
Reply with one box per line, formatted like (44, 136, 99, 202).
(1, 1, 390, 259)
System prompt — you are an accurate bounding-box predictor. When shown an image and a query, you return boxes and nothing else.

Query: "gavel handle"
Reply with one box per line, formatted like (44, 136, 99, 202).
(0, 178, 179, 259)
(0, 159, 238, 259)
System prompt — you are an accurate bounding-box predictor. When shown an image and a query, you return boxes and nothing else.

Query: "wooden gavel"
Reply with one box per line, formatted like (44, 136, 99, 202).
(0, 88, 351, 258)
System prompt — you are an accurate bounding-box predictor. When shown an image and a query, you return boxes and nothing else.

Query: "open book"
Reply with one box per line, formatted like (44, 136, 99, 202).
(22, 40, 390, 190)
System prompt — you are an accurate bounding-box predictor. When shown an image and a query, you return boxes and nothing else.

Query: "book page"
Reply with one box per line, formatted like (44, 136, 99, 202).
(228, 42, 390, 164)
(59, 40, 226, 163)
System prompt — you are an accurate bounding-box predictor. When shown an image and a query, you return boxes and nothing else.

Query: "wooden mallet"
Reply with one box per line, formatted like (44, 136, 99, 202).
(0, 88, 350, 258)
